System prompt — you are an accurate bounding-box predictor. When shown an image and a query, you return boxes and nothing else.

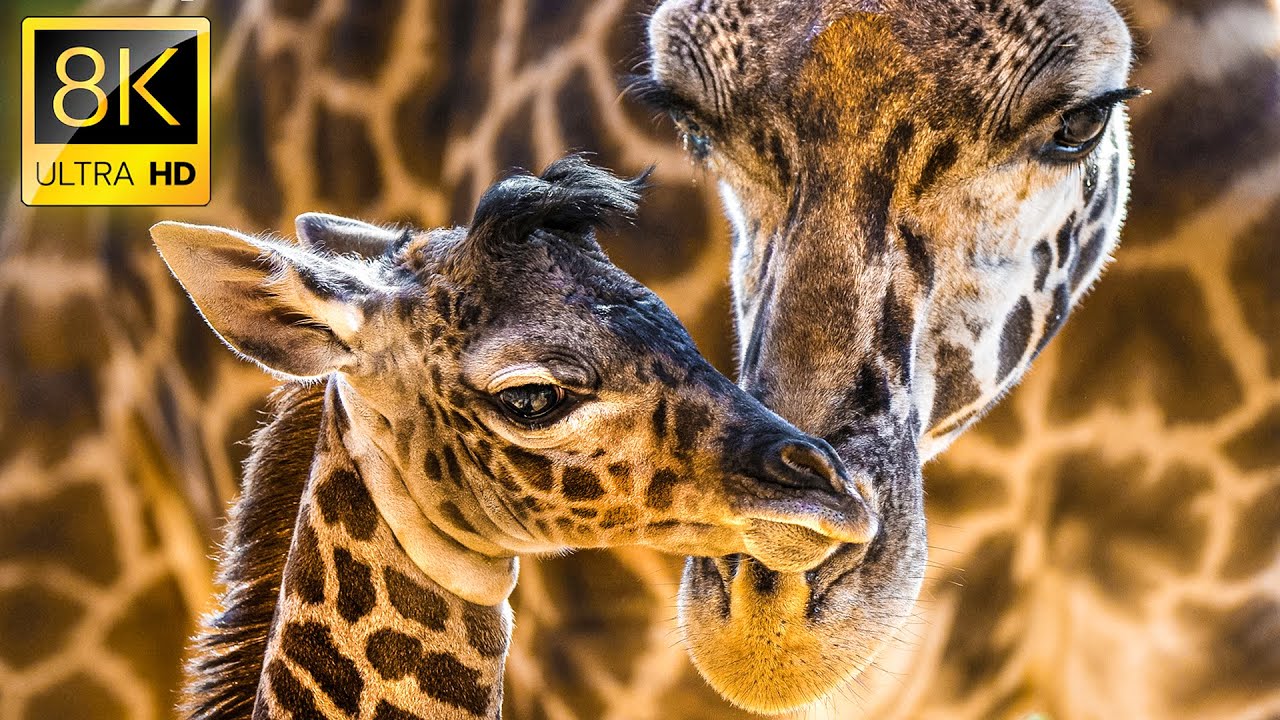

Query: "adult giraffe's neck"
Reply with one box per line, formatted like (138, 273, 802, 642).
(252, 380, 511, 720)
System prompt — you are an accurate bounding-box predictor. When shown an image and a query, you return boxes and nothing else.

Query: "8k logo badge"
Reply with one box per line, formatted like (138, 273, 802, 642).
(22, 17, 210, 206)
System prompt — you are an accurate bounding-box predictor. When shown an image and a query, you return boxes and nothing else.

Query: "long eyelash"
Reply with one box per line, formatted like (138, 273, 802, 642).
(621, 74, 698, 116)
(1079, 86, 1149, 112)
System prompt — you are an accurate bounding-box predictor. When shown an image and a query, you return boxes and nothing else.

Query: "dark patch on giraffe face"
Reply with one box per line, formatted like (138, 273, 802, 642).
(646, 519, 684, 533)
(424, 451, 443, 484)
(650, 360, 681, 388)
(385, 567, 449, 631)
(857, 167, 894, 256)
(438, 500, 478, 535)
(374, 700, 427, 720)
(746, 559, 779, 596)
(284, 521, 325, 604)
(769, 132, 792, 184)
(265, 658, 320, 717)
(996, 297, 1034, 383)
(1032, 240, 1052, 292)
(645, 468, 682, 511)
(561, 466, 605, 501)
(672, 400, 713, 451)
(1053, 213, 1077, 269)
(1087, 156, 1118, 224)
(914, 137, 959, 198)
(606, 462, 632, 488)
(461, 602, 508, 658)
(314, 467, 379, 541)
(884, 120, 915, 169)
(651, 396, 669, 439)
(1038, 283, 1070, 354)
(847, 364, 891, 419)
(333, 547, 376, 623)
(1071, 226, 1110, 293)
(365, 628, 492, 716)
(879, 287, 915, 381)
(467, 437, 494, 467)
(931, 341, 982, 425)
(503, 447, 554, 492)
(599, 506, 638, 529)
(899, 223, 934, 290)
(281, 622, 363, 715)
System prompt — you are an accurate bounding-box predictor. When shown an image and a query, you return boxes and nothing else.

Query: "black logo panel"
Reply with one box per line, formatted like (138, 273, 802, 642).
(32, 29, 199, 145)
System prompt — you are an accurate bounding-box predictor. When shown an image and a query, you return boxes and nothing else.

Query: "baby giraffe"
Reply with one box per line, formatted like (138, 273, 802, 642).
(158, 156, 876, 720)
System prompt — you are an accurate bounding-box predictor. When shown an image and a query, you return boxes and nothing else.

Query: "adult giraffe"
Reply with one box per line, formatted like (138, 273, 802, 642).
(0, 0, 1275, 718)
(638, 0, 1138, 711)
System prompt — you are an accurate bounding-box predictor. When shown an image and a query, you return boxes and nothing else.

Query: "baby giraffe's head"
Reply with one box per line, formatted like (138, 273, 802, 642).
(152, 155, 874, 605)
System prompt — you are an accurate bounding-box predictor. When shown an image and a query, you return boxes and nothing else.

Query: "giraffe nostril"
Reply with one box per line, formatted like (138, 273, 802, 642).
(734, 437, 879, 555)
(768, 439, 847, 495)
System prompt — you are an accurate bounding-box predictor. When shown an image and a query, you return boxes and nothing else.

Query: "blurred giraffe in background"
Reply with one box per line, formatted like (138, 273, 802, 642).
(0, 0, 1276, 718)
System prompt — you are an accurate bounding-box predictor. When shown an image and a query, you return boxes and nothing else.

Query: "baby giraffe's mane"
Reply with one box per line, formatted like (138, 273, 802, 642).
(184, 382, 324, 720)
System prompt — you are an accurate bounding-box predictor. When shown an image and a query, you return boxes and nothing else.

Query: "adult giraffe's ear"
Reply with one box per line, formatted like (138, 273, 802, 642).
(295, 212, 404, 259)
(151, 220, 378, 380)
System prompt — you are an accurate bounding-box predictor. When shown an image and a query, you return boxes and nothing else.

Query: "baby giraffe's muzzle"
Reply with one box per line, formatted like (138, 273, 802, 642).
(731, 438, 879, 572)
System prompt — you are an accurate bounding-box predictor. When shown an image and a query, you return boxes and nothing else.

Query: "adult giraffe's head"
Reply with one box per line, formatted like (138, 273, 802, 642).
(153, 156, 876, 607)
(640, 0, 1137, 712)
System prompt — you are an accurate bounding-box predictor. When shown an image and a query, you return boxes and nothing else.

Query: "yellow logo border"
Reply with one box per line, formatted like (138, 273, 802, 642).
(21, 16, 211, 207)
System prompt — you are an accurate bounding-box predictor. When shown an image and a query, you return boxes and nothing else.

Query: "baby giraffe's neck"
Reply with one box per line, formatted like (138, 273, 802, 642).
(253, 380, 511, 720)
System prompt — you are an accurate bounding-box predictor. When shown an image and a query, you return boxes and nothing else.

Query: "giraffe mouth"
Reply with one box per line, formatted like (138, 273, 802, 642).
(678, 465, 926, 714)
(727, 474, 879, 572)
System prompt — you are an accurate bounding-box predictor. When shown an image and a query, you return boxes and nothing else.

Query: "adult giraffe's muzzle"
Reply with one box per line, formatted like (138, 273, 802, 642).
(730, 437, 880, 572)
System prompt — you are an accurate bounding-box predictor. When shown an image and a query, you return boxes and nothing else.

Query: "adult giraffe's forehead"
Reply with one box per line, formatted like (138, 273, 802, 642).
(653, 0, 1132, 138)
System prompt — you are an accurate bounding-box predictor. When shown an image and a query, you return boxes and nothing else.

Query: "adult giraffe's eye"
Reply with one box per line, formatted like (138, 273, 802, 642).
(1040, 87, 1148, 163)
(496, 384, 566, 421)
(1052, 104, 1111, 155)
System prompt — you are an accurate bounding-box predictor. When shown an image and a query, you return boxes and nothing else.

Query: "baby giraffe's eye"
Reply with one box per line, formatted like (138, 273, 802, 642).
(670, 110, 712, 160)
(496, 384, 566, 421)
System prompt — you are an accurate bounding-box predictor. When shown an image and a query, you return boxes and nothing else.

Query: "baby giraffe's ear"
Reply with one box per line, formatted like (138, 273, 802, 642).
(151, 220, 378, 380)
(295, 212, 403, 259)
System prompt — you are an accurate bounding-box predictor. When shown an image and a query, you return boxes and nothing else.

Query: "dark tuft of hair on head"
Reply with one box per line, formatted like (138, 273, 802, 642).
(469, 154, 651, 250)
